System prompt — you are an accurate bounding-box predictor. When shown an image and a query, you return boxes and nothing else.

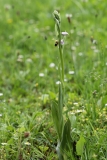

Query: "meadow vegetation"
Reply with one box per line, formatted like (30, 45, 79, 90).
(0, 0, 107, 159)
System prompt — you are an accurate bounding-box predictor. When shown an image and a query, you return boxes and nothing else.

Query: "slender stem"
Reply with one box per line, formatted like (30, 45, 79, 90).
(56, 21, 64, 85)
(59, 33, 64, 84)
(53, 11, 64, 84)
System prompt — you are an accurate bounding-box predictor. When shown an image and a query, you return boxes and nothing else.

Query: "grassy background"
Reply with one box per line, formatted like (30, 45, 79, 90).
(0, 0, 107, 159)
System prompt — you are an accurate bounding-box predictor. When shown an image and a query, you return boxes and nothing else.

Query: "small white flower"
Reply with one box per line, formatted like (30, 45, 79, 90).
(61, 31, 69, 36)
(71, 46, 76, 51)
(75, 109, 84, 113)
(18, 55, 23, 59)
(1, 143, 7, 146)
(56, 81, 61, 85)
(24, 142, 31, 146)
(26, 58, 32, 63)
(73, 102, 78, 105)
(64, 79, 68, 82)
(0, 114, 2, 117)
(69, 71, 75, 75)
(66, 14, 72, 18)
(49, 63, 55, 68)
(78, 52, 83, 56)
(75, 42, 80, 46)
(0, 93, 3, 96)
(17, 55, 23, 62)
(94, 49, 99, 53)
(69, 111, 75, 115)
(39, 73, 44, 77)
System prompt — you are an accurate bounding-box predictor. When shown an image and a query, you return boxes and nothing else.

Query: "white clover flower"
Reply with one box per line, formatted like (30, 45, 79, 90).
(24, 142, 31, 146)
(49, 63, 55, 68)
(26, 58, 32, 63)
(73, 102, 78, 105)
(56, 81, 61, 85)
(66, 14, 73, 23)
(39, 73, 44, 77)
(78, 52, 83, 56)
(0, 114, 2, 117)
(66, 14, 72, 18)
(1, 143, 7, 146)
(0, 93, 3, 96)
(64, 78, 68, 82)
(71, 46, 76, 51)
(69, 71, 75, 75)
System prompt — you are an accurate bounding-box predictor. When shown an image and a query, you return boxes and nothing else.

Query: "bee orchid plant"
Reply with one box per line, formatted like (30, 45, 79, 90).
(51, 10, 76, 160)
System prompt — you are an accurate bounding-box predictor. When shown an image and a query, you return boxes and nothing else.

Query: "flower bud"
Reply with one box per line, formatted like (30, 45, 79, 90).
(53, 10, 61, 23)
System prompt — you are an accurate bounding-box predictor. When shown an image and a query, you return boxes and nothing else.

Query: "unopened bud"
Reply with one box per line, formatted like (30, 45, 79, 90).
(53, 10, 61, 23)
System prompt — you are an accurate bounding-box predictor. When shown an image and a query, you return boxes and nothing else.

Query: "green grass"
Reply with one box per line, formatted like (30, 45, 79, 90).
(0, 0, 107, 159)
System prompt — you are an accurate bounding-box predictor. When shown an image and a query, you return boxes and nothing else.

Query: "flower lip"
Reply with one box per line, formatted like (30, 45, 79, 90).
(61, 39, 64, 45)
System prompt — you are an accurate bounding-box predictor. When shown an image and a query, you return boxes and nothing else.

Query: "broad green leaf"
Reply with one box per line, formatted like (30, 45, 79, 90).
(49, 91, 56, 99)
(51, 101, 59, 134)
(51, 101, 63, 140)
(7, 125, 14, 131)
(76, 135, 85, 156)
(7, 139, 14, 145)
(60, 119, 71, 151)
(58, 83, 63, 114)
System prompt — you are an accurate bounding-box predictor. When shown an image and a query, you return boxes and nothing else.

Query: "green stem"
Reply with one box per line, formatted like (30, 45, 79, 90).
(59, 33, 64, 84)
(56, 21, 64, 86)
